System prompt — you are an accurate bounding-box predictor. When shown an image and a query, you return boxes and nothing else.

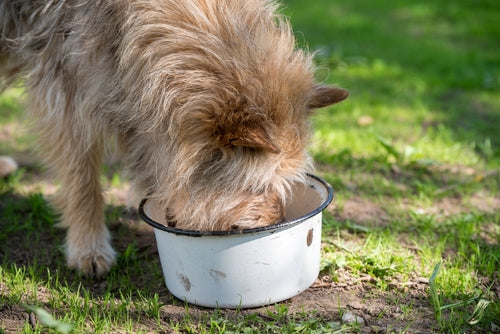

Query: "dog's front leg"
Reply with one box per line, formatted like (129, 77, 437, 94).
(51, 141, 116, 277)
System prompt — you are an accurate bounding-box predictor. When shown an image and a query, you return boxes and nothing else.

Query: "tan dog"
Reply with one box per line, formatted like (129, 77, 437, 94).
(0, 0, 347, 277)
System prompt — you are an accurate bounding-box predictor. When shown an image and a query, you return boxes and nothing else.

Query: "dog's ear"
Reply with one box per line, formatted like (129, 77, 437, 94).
(217, 124, 281, 154)
(308, 85, 349, 109)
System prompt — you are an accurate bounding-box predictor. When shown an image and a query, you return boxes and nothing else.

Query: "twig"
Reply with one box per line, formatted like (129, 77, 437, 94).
(28, 311, 37, 330)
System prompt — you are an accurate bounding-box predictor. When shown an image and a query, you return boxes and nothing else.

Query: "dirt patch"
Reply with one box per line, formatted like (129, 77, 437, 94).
(399, 191, 500, 220)
(332, 196, 390, 227)
(469, 191, 500, 213)
(0, 304, 32, 334)
(151, 283, 436, 333)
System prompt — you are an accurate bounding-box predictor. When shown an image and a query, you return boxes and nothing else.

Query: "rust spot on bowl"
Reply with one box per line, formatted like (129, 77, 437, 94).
(177, 272, 191, 291)
(306, 228, 313, 246)
(209, 269, 227, 283)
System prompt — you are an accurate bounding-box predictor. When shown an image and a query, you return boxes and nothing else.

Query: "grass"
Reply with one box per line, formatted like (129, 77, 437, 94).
(1, 0, 500, 333)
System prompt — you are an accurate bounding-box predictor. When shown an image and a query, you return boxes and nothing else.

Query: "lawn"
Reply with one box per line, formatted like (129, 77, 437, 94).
(1, 0, 499, 333)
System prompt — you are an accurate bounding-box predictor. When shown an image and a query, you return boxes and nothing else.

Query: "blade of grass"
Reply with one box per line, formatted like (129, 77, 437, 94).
(23, 304, 74, 334)
(377, 136, 401, 161)
(428, 262, 442, 326)
(468, 299, 493, 325)
(439, 296, 479, 311)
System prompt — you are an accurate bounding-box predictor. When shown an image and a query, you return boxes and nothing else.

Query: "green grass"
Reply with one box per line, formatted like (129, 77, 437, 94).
(1, 0, 500, 333)
(288, 0, 500, 331)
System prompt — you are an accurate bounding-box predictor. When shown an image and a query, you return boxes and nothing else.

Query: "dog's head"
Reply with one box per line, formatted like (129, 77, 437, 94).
(210, 84, 348, 230)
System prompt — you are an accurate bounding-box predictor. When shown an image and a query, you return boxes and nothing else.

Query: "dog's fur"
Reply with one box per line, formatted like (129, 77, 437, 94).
(0, 0, 347, 276)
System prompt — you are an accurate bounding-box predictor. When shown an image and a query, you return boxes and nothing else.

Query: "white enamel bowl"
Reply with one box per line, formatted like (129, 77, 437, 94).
(138, 174, 333, 308)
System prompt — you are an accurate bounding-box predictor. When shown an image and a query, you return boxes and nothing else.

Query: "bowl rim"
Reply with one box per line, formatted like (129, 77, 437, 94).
(138, 173, 333, 237)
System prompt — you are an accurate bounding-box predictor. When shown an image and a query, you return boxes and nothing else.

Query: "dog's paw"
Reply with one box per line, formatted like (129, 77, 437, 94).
(66, 243, 116, 278)
(0, 156, 18, 178)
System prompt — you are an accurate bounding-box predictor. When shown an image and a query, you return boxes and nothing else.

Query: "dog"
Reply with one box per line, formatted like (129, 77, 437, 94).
(0, 0, 348, 277)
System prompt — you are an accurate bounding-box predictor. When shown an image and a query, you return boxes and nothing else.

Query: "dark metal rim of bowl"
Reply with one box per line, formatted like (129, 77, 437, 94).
(138, 173, 334, 237)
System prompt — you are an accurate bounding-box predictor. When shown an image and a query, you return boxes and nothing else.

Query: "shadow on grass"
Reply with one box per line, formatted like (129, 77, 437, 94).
(316, 150, 499, 199)
(0, 186, 171, 301)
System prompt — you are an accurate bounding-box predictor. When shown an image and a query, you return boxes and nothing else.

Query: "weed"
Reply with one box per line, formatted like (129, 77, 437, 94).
(429, 262, 498, 332)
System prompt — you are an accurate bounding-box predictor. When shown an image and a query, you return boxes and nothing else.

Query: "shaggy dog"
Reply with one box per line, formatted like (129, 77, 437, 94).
(0, 0, 348, 276)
